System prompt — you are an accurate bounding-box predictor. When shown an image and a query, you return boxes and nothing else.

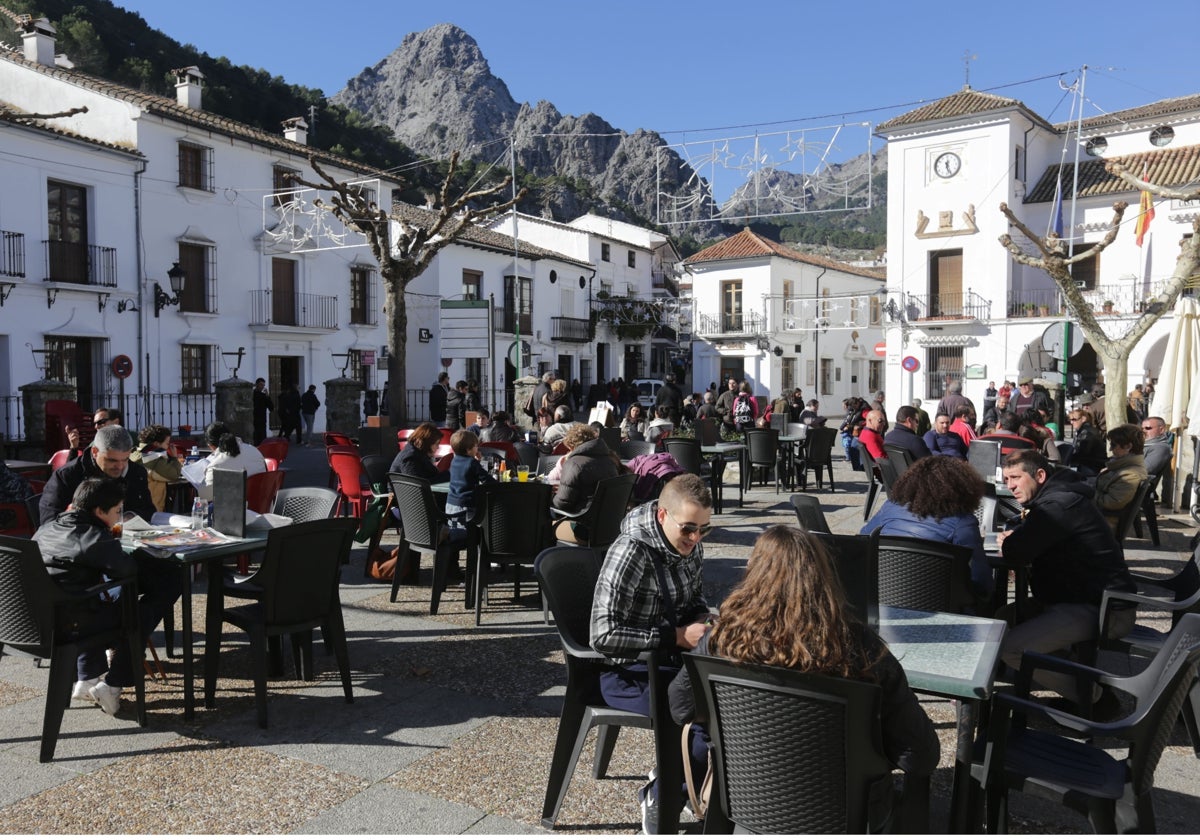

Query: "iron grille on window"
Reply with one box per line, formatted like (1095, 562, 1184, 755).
(178, 143, 214, 191)
(180, 344, 213, 394)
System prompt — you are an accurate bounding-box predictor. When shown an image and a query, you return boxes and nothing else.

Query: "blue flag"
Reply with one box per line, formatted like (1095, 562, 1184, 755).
(1050, 177, 1064, 237)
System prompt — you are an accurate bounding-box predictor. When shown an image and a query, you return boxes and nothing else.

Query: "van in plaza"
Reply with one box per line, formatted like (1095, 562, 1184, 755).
(632, 378, 665, 408)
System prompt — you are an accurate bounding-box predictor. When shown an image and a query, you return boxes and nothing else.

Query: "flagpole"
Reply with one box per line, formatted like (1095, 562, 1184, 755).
(1067, 66, 1087, 259)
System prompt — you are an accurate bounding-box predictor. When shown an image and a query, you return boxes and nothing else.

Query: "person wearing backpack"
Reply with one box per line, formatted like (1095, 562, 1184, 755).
(731, 381, 758, 432)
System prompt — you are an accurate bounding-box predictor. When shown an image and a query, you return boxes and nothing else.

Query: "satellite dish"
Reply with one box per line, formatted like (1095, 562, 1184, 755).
(1041, 321, 1084, 360)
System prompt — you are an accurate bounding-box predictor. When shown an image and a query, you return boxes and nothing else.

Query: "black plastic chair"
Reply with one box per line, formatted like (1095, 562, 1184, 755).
(1113, 478, 1152, 547)
(972, 613, 1200, 833)
(0, 535, 147, 761)
(882, 443, 915, 477)
(469, 482, 554, 626)
(696, 416, 720, 446)
(617, 440, 656, 461)
(536, 454, 562, 476)
(683, 653, 901, 833)
(534, 545, 655, 828)
(203, 518, 357, 729)
(742, 428, 782, 493)
(388, 473, 466, 613)
(1133, 470, 1163, 546)
(790, 494, 831, 533)
(799, 426, 837, 491)
(967, 439, 1002, 482)
(513, 441, 541, 471)
(551, 473, 636, 549)
(974, 495, 998, 534)
(875, 534, 975, 614)
(663, 437, 723, 513)
(598, 426, 622, 452)
(359, 454, 392, 493)
(1097, 548, 1200, 756)
(271, 486, 340, 523)
(858, 445, 884, 521)
(812, 530, 879, 627)
(875, 455, 903, 498)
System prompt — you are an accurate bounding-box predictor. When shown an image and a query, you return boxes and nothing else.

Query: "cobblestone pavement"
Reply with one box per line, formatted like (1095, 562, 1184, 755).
(1, 442, 1197, 833)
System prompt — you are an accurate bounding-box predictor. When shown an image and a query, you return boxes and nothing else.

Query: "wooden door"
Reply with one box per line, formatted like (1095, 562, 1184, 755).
(272, 258, 297, 325)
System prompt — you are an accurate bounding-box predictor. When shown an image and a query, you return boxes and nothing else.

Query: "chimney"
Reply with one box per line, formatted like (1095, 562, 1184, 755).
(20, 17, 57, 67)
(282, 117, 308, 145)
(173, 66, 204, 110)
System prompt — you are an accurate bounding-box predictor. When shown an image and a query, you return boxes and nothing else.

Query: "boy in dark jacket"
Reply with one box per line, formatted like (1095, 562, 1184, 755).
(33, 478, 138, 716)
(445, 429, 496, 525)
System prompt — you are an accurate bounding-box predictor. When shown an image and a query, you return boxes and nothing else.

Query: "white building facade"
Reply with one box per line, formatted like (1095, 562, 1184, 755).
(686, 228, 886, 408)
(877, 86, 1200, 418)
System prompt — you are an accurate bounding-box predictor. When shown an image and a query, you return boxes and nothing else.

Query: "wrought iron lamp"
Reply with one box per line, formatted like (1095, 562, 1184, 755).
(153, 262, 186, 317)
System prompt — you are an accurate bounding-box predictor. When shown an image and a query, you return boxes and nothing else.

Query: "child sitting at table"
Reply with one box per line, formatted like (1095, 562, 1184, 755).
(445, 429, 496, 527)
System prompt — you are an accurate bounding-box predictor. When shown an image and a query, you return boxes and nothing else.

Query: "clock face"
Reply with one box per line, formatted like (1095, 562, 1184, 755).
(934, 152, 961, 179)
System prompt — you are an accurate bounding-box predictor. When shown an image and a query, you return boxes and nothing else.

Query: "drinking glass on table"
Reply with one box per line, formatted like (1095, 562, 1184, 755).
(517, 466, 530, 482)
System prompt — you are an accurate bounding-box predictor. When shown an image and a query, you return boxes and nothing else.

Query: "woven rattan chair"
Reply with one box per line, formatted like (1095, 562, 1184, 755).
(618, 440, 656, 461)
(875, 534, 975, 614)
(812, 530, 879, 627)
(550, 473, 636, 549)
(271, 487, 340, 523)
(683, 653, 902, 833)
(1113, 478, 1152, 547)
(798, 426, 838, 491)
(0, 535, 147, 761)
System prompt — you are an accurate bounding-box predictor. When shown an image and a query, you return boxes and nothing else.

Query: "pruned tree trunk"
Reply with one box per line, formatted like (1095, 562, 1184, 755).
(998, 159, 1200, 431)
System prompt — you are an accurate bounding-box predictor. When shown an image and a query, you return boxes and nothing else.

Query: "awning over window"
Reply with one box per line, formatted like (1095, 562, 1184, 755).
(914, 334, 978, 348)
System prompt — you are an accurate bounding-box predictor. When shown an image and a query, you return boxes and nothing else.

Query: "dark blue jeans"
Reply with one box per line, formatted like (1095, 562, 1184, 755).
(600, 664, 710, 799)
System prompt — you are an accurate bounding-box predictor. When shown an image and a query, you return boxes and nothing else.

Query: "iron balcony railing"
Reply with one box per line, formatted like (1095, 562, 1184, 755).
(903, 291, 990, 321)
(694, 311, 766, 337)
(550, 316, 592, 343)
(651, 269, 678, 296)
(248, 290, 339, 329)
(1, 231, 24, 278)
(42, 240, 117, 286)
(1007, 279, 1175, 318)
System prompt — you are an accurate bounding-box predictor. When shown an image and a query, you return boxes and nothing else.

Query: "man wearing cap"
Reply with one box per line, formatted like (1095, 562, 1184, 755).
(1012, 378, 1050, 420)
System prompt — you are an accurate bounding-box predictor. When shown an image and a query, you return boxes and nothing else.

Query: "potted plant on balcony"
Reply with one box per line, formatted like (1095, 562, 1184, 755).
(1023, 302, 1036, 317)
(1038, 303, 1050, 317)
(178, 423, 192, 439)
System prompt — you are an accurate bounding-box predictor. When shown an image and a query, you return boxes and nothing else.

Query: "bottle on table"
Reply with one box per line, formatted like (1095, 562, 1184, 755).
(191, 497, 207, 530)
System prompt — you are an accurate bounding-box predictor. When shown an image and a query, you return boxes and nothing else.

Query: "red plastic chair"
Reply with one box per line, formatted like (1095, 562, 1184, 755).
(397, 429, 414, 446)
(263, 457, 280, 472)
(257, 437, 290, 464)
(551, 442, 570, 456)
(246, 470, 286, 514)
(323, 432, 354, 448)
(48, 449, 72, 470)
(327, 449, 374, 517)
(439, 428, 454, 446)
(478, 441, 520, 467)
(434, 452, 454, 473)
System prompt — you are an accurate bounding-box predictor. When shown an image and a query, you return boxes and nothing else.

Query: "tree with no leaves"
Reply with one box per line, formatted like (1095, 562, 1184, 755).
(998, 161, 1200, 431)
(293, 152, 525, 425)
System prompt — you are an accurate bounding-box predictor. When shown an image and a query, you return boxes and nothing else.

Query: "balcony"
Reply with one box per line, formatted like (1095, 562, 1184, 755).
(249, 290, 338, 330)
(695, 311, 766, 338)
(903, 291, 990, 322)
(651, 269, 678, 296)
(1007, 279, 1175, 318)
(550, 316, 592, 343)
(1, 231, 24, 278)
(42, 240, 117, 286)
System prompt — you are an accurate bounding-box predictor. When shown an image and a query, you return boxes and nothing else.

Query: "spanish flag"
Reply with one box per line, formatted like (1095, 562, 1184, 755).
(1134, 187, 1155, 247)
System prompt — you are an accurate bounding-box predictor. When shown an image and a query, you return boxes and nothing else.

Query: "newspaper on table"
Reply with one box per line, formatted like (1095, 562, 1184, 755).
(130, 527, 238, 558)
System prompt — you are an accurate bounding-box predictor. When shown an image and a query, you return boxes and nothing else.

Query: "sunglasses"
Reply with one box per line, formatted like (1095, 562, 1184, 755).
(94, 417, 110, 426)
(665, 508, 713, 537)
(1142, 425, 1157, 431)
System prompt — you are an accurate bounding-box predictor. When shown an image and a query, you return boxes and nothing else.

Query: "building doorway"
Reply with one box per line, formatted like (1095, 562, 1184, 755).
(268, 355, 302, 432)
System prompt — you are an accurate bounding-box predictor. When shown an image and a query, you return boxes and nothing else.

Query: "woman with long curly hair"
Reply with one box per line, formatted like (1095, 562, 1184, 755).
(862, 454, 991, 600)
(668, 526, 938, 778)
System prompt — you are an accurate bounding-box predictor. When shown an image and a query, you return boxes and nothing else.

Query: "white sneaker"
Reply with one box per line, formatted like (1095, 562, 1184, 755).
(638, 779, 659, 835)
(72, 677, 101, 704)
(89, 681, 122, 716)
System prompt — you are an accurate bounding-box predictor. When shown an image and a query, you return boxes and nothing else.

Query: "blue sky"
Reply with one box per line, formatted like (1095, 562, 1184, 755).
(113, 0, 1195, 142)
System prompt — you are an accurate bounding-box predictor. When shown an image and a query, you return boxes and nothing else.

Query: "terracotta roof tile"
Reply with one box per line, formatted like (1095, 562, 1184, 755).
(876, 87, 1047, 133)
(0, 51, 383, 177)
(685, 228, 884, 279)
(391, 204, 591, 267)
(1025, 143, 1200, 203)
(1062, 93, 1200, 132)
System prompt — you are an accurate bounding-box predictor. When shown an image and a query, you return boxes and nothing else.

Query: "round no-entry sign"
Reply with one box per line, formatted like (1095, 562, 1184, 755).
(873, 341, 887, 357)
(110, 354, 133, 379)
(902, 355, 920, 373)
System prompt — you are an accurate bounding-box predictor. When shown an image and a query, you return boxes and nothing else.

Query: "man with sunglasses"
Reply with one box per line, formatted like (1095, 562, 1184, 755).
(1141, 416, 1172, 478)
(591, 473, 714, 833)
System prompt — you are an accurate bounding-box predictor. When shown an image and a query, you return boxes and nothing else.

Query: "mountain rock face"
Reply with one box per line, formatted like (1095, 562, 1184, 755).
(332, 23, 703, 226)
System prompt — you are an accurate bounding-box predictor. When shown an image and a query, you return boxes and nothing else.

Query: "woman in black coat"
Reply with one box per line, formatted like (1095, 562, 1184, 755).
(389, 422, 450, 484)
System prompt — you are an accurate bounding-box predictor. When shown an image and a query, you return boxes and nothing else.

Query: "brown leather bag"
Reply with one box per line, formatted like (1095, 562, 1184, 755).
(367, 546, 400, 581)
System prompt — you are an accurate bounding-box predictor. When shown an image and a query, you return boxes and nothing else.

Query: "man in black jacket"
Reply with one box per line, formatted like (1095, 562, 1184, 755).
(654, 373, 684, 427)
(429, 372, 450, 425)
(883, 405, 932, 461)
(40, 425, 155, 525)
(997, 451, 1135, 709)
(252, 378, 273, 444)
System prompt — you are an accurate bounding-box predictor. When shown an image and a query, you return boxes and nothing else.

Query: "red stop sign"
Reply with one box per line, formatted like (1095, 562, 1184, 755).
(873, 341, 887, 357)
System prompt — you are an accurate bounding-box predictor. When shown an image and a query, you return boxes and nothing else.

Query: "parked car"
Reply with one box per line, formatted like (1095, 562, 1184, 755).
(632, 379, 665, 409)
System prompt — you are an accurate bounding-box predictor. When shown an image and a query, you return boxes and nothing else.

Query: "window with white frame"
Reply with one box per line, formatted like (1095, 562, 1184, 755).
(601, 243, 611, 262)
(350, 265, 375, 325)
(177, 241, 214, 313)
(627, 250, 636, 268)
(180, 344, 214, 394)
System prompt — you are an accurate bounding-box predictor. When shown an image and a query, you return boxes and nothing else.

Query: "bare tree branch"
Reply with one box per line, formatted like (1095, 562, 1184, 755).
(1107, 162, 1200, 201)
(0, 105, 89, 124)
